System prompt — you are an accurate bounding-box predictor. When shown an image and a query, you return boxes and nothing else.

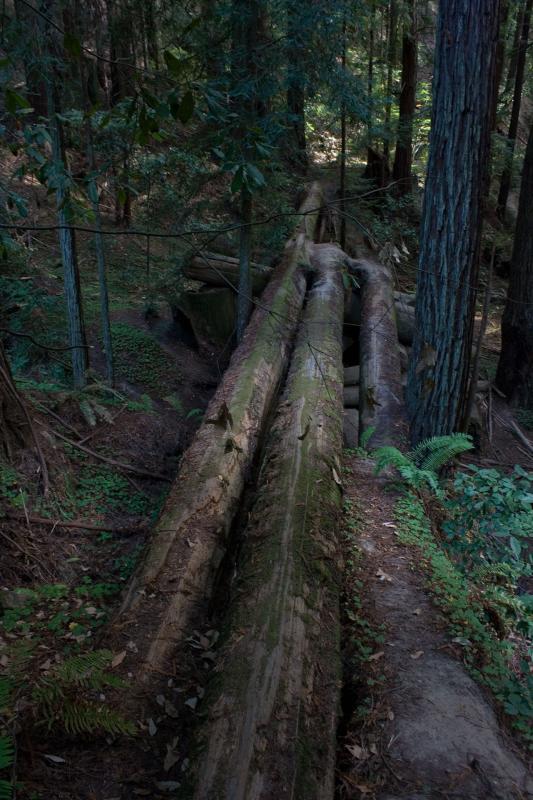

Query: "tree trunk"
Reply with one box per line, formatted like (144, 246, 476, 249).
(109, 184, 324, 701)
(286, 0, 308, 172)
(392, 0, 417, 194)
(504, 2, 524, 95)
(496, 0, 532, 222)
(366, 0, 375, 165)
(13, 0, 48, 119)
(353, 259, 406, 447)
(0, 343, 31, 459)
(237, 189, 253, 341)
(42, 0, 88, 389)
(191, 243, 344, 800)
(407, 0, 500, 443)
(340, 7, 347, 249)
(496, 123, 533, 406)
(184, 253, 271, 294)
(383, 0, 398, 163)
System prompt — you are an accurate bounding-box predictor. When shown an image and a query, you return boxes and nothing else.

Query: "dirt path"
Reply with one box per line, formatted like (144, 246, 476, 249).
(341, 456, 532, 800)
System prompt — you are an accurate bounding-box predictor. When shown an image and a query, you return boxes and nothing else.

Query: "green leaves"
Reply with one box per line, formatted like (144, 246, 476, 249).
(4, 88, 30, 115)
(230, 163, 265, 194)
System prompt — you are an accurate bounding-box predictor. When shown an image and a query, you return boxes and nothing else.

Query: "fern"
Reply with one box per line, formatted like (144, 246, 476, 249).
(410, 433, 473, 472)
(374, 433, 473, 495)
(359, 426, 376, 451)
(0, 735, 14, 800)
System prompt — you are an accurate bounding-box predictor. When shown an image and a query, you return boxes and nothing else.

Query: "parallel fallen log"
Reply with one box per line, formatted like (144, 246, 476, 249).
(109, 183, 324, 700)
(344, 385, 360, 407)
(345, 289, 415, 345)
(344, 365, 360, 386)
(351, 258, 407, 448)
(192, 242, 345, 800)
(184, 252, 272, 295)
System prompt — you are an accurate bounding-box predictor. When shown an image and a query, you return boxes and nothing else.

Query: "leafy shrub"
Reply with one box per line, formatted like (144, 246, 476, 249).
(443, 465, 533, 568)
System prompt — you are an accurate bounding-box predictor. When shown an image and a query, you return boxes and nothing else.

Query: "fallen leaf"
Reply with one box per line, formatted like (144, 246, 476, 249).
(382, 522, 396, 528)
(376, 569, 393, 582)
(156, 783, 181, 793)
(388, 710, 394, 720)
(332, 466, 343, 488)
(44, 754, 66, 764)
(148, 718, 157, 736)
(163, 737, 180, 772)
(412, 608, 421, 616)
(111, 650, 126, 668)
(368, 651, 384, 662)
(345, 743, 366, 760)
(410, 650, 424, 660)
(185, 697, 198, 710)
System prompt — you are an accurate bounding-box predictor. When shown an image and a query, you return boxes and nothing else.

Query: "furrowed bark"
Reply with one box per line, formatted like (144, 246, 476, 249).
(192, 243, 344, 800)
(353, 259, 406, 448)
(110, 183, 323, 698)
(184, 253, 271, 294)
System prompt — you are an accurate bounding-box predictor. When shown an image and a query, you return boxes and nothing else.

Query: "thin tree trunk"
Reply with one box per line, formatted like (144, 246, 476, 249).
(191, 243, 345, 800)
(340, 6, 347, 250)
(286, 0, 308, 172)
(496, 0, 532, 222)
(504, 2, 524, 95)
(366, 1, 375, 163)
(392, 0, 417, 194)
(383, 0, 398, 163)
(0, 342, 31, 459)
(108, 185, 324, 704)
(86, 123, 114, 386)
(496, 123, 533, 406)
(407, 0, 500, 442)
(236, 189, 253, 340)
(42, 0, 88, 389)
(13, 0, 47, 118)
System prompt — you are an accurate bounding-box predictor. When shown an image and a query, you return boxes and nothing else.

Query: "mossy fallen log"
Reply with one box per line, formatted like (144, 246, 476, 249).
(109, 183, 324, 702)
(344, 385, 360, 407)
(352, 258, 407, 448)
(344, 365, 360, 386)
(345, 288, 415, 345)
(192, 243, 344, 800)
(184, 252, 272, 295)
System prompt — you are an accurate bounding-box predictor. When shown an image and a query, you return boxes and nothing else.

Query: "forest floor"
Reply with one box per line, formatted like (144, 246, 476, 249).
(2, 167, 533, 799)
(338, 456, 532, 800)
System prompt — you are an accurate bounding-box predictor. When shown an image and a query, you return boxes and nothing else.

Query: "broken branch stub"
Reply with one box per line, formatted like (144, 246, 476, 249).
(192, 243, 345, 800)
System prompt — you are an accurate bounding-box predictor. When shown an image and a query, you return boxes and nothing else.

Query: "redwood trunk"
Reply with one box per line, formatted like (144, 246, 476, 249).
(496, 123, 533, 406)
(392, 0, 417, 194)
(192, 243, 345, 800)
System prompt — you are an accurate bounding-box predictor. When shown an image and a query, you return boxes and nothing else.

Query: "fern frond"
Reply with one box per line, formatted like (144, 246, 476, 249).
(55, 650, 114, 688)
(0, 779, 12, 800)
(0, 736, 14, 772)
(410, 433, 473, 472)
(359, 426, 376, 451)
(0, 680, 12, 711)
(373, 446, 412, 475)
(60, 702, 136, 737)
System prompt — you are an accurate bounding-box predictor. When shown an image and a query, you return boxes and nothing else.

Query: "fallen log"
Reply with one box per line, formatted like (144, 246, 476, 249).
(344, 385, 360, 407)
(345, 290, 415, 345)
(108, 182, 324, 700)
(184, 252, 272, 295)
(192, 242, 344, 800)
(344, 365, 360, 386)
(352, 258, 407, 448)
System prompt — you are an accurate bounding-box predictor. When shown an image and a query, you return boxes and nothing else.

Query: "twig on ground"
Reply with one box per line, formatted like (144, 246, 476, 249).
(35, 420, 170, 481)
(4, 511, 145, 534)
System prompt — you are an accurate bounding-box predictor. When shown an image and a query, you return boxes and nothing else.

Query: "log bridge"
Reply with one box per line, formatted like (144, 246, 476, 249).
(110, 183, 409, 799)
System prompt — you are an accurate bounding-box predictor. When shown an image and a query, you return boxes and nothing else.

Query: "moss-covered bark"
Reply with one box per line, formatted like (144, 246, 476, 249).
(109, 183, 324, 700)
(191, 243, 344, 800)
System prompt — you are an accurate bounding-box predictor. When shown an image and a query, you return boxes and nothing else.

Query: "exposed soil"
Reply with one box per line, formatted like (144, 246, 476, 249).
(339, 456, 532, 800)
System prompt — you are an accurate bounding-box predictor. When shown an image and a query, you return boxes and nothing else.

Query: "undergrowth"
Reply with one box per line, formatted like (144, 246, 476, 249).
(108, 322, 178, 390)
(394, 494, 533, 745)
